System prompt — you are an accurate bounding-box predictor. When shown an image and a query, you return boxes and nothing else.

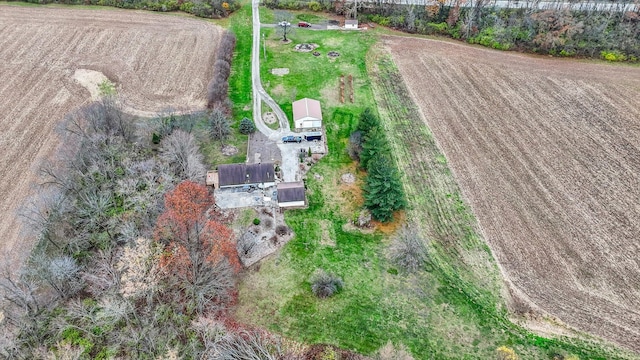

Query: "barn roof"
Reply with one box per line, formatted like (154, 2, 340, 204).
(277, 181, 306, 203)
(292, 98, 322, 121)
(217, 163, 275, 186)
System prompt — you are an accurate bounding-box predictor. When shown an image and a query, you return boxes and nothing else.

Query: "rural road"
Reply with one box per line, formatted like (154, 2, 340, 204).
(251, 0, 306, 182)
(251, 0, 290, 136)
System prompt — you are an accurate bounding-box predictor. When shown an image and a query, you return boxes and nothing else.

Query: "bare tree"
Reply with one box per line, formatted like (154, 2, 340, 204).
(389, 224, 429, 273)
(0, 267, 42, 325)
(19, 189, 68, 249)
(160, 130, 206, 181)
(117, 237, 161, 302)
(28, 253, 82, 300)
(275, 10, 295, 41)
(209, 109, 232, 143)
(81, 249, 121, 297)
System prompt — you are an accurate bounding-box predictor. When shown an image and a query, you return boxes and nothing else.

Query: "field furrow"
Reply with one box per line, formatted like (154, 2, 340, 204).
(383, 36, 640, 351)
(0, 5, 222, 270)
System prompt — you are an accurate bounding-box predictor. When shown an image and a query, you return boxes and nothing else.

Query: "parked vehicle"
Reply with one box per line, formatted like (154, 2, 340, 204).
(298, 21, 311, 27)
(282, 135, 303, 143)
(304, 132, 322, 142)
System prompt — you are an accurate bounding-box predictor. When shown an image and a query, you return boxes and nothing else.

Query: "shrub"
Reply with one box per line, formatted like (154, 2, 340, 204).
(252, 218, 261, 225)
(426, 22, 448, 35)
(601, 50, 627, 62)
(307, 0, 322, 11)
(239, 117, 256, 134)
(310, 269, 343, 298)
(389, 224, 428, 272)
(496, 346, 518, 360)
(347, 130, 363, 161)
(275, 225, 290, 236)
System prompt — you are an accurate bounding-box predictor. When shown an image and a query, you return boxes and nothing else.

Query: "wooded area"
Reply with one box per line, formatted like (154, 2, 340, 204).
(267, 0, 640, 61)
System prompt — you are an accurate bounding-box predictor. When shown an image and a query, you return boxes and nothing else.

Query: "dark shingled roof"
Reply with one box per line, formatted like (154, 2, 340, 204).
(277, 182, 306, 203)
(217, 163, 275, 187)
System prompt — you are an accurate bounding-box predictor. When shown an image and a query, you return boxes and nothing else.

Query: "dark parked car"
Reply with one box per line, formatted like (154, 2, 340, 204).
(298, 21, 311, 28)
(304, 132, 322, 142)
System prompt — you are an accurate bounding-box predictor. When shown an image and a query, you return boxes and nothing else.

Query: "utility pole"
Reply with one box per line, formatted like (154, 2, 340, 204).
(262, 33, 266, 60)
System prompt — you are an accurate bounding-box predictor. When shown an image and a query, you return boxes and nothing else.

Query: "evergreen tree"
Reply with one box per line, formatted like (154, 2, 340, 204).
(239, 117, 256, 134)
(357, 107, 380, 135)
(364, 154, 406, 223)
(360, 128, 389, 170)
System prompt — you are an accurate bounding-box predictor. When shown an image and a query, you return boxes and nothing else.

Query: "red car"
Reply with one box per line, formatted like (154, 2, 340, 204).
(298, 21, 311, 28)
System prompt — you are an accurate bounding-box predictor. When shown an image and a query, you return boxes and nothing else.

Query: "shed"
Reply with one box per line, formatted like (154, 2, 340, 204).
(345, 19, 358, 29)
(206, 171, 219, 187)
(277, 181, 306, 208)
(217, 163, 276, 188)
(292, 98, 322, 130)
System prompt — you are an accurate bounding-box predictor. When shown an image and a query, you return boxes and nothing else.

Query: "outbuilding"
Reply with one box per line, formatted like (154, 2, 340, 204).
(345, 19, 358, 29)
(292, 98, 322, 131)
(215, 163, 276, 189)
(277, 181, 306, 208)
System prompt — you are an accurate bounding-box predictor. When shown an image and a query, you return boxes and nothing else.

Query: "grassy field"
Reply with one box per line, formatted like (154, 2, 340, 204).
(233, 8, 635, 360)
(259, 22, 374, 116)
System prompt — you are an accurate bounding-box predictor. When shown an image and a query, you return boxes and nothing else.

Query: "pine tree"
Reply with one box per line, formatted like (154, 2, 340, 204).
(239, 117, 256, 134)
(360, 128, 389, 170)
(357, 107, 380, 135)
(364, 154, 406, 223)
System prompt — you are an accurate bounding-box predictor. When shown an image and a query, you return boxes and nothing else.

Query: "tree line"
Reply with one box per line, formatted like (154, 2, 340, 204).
(349, 108, 407, 223)
(267, 0, 640, 61)
(5, 0, 240, 18)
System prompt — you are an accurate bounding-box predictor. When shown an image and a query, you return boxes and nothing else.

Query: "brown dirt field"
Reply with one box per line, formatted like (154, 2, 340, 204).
(383, 36, 640, 351)
(0, 5, 222, 269)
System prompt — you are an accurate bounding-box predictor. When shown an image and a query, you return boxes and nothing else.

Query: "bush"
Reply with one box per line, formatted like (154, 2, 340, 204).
(347, 130, 363, 161)
(253, 218, 261, 225)
(310, 269, 343, 298)
(307, 0, 322, 11)
(389, 224, 428, 272)
(275, 225, 290, 236)
(601, 50, 627, 62)
(239, 117, 256, 134)
(426, 22, 448, 35)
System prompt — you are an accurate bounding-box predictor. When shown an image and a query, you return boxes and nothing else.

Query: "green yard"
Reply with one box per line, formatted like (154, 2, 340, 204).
(235, 6, 629, 360)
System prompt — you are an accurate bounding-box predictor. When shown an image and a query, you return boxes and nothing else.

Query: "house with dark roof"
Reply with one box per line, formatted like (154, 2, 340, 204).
(292, 98, 322, 131)
(215, 163, 276, 189)
(277, 181, 306, 208)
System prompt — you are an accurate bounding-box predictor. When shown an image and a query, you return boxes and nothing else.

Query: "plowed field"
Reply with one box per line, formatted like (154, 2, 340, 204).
(383, 36, 640, 351)
(0, 6, 222, 268)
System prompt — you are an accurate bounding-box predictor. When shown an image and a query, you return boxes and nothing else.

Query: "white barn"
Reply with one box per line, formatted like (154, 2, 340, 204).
(292, 98, 322, 130)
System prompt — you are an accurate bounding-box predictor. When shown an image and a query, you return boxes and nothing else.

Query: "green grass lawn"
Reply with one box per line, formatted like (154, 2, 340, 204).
(236, 6, 632, 360)
(259, 20, 375, 115)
